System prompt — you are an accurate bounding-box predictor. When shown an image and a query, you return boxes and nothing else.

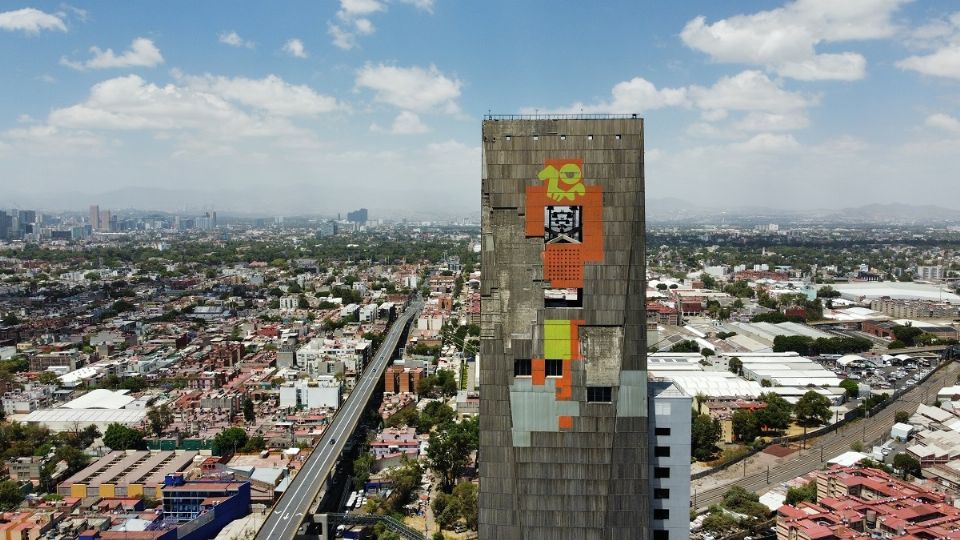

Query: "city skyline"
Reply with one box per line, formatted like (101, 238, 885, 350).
(3, 0, 960, 214)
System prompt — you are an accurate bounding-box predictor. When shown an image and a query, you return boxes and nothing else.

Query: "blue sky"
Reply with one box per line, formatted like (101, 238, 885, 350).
(1, 0, 959, 216)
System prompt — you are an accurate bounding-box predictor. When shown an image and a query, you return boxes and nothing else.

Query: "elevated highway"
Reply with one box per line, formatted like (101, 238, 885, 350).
(256, 299, 422, 540)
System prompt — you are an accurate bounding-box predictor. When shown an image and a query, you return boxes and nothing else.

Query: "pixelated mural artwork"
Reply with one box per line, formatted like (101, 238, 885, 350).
(519, 159, 604, 433)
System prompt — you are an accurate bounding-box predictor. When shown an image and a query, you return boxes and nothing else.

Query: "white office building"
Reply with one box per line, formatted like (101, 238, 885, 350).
(649, 380, 692, 540)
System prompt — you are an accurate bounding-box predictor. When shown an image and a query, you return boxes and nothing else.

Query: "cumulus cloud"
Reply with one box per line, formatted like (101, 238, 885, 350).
(283, 38, 308, 58)
(680, 0, 908, 80)
(398, 0, 434, 13)
(898, 45, 960, 79)
(329, 0, 384, 50)
(926, 113, 960, 134)
(730, 133, 800, 153)
(43, 73, 343, 145)
(390, 111, 429, 134)
(61, 37, 164, 70)
(895, 11, 960, 79)
(328, 0, 434, 50)
(356, 64, 461, 114)
(0, 7, 66, 33)
(688, 70, 814, 114)
(176, 73, 342, 116)
(218, 31, 255, 49)
(522, 77, 687, 115)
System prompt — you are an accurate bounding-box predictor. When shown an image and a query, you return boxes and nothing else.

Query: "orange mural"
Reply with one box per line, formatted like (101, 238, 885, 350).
(526, 158, 604, 290)
(523, 159, 606, 433)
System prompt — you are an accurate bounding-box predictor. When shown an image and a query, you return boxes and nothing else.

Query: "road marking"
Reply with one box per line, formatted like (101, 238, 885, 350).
(257, 307, 420, 540)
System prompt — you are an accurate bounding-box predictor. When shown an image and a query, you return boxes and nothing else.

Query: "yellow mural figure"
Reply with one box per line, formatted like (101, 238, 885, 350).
(539, 161, 586, 202)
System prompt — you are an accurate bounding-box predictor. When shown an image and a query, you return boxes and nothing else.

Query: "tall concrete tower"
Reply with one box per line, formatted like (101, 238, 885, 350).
(480, 116, 648, 539)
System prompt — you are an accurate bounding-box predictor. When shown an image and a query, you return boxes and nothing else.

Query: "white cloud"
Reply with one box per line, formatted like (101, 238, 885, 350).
(43, 73, 343, 144)
(61, 38, 164, 70)
(177, 73, 343, 116)
(680, 0, 908, 80)
(0, 8, 66, 33)
(898, 45, 960, 79)
(2, 125, 108, 156)
(219, 31, 255, 49)
(522, 77, 688, 114)
(689, 70, 814, 114)
(356, 64, 461, 114)
(731, 133, 800, 153)
(283, 38, 308, 58)
(337, 0, 385, 18)
(776, 52, 866, 81)
(925, 113, 960, 134)
(398, 0, 434, 13)
(354, 18, 374, 35)
(390, 111, 429, 134)
(329, 0, 433, 50)
(329, 0, 383, 49)
(328, 23, 358, 50)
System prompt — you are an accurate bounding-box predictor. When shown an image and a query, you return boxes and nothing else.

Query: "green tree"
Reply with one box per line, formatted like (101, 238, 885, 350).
(0, 481, 23, 511)
(895, 410, 911, 424)
(817, 286, 841, 298)
(722, 485, 769, 518)
(893, 453, 921, 479)
(669, 340, 700, 353)
(731, 409, 759, 442)
(241, 436, 266, 453)
(785, 480, 817, 505)
(432, 491, 461, 530)
(892, 325, 923, 347)
(0, 313, 19, 326)
(417, 370, 458, 398)
(352, 452, 374, 489)
(691, 413, 722, 461)
(418, 401, 455, 432)
(243, 398, 255, 422)
(52, 445, 89, 476)
(147, 405, 174, 437)
(757, 393, 793, 431)
(795, 391, 832, 427)
(427, 417, 479, 492)
(839, 379, 859, 398)
(103, 424, 146, 451)
(212, 427, 248, 456)
(385, 404, 420, 429)
(36, 371, 59, 385)
(453, 481, 478, 530)
(701, 511, 738, 534)
(728, 357, 742, 375)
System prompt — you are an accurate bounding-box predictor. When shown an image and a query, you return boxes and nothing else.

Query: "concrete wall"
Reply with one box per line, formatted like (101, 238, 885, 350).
(480, 117, 648, 540)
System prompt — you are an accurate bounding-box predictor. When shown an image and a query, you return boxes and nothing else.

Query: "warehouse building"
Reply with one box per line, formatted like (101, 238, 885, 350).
(58, 450, 199, 499)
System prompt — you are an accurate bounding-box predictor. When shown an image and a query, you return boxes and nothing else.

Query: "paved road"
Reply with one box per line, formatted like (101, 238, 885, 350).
(693, 359, 960, 510)
(256, 300, 422, 540)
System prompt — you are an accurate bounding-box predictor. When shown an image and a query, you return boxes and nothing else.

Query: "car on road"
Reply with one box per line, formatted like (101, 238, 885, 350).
(330, 437, 336, 445)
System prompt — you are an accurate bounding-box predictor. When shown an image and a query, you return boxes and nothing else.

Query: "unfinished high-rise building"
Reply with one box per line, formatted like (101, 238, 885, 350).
(479, 116, 650, 539)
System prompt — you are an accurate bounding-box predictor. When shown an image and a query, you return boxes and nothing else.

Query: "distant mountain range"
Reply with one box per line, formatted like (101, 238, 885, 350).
(646, 199, 960, 224)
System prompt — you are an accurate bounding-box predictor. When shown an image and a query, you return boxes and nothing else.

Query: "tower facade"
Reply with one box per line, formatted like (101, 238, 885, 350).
(480, 116, 648, 539)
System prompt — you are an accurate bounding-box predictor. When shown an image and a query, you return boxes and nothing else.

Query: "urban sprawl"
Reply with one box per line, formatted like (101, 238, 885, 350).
(1, 206, 960, 540)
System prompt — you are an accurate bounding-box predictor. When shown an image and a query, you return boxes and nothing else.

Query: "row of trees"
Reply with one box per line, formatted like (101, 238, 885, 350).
(772, 335, 873, 356)
(731, 391, 832, 442)
(385, 401, 456, 433)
